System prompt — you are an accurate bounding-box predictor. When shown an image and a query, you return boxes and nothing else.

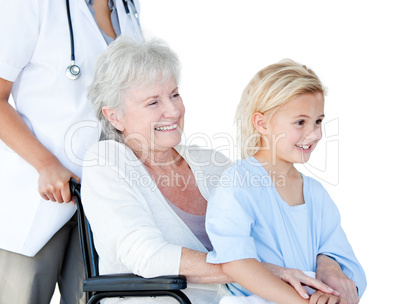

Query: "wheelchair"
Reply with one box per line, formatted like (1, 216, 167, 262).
(69, 179, 191, 304)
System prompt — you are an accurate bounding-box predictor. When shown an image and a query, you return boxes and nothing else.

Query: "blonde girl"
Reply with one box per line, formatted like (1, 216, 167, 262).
(206, 59, 366, 304)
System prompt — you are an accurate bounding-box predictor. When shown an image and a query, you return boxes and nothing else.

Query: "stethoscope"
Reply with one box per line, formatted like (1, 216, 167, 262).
(65, 0, 143, 80)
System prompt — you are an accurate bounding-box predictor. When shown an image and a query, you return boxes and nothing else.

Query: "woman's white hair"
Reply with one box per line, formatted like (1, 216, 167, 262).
(88, 35, 181, 141)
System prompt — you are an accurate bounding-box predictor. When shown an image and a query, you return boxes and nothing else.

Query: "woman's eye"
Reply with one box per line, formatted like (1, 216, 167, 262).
(148, 100, 158, 106)
(295, 120, 305, 126)
(316, 119, 323, 125)
(171, 93, 180, 99)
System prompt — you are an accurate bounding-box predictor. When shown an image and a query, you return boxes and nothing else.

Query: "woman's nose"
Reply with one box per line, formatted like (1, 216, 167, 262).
(163, 101, 181, 118)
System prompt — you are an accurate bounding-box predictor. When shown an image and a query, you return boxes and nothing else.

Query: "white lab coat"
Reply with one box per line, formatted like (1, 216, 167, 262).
(0, 0, 142, 256)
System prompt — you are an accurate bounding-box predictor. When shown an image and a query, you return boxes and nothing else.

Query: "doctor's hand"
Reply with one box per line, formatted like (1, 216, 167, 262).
(37, 157, 80, 204)
(316, 255, 359, 304)
(262, 263, 340, 300)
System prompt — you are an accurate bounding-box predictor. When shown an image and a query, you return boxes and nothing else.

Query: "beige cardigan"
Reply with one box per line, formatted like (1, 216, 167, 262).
(82, 140, 231, 303)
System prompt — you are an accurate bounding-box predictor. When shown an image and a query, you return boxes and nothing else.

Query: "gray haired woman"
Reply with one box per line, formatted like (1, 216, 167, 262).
(82, 36, 355, 303)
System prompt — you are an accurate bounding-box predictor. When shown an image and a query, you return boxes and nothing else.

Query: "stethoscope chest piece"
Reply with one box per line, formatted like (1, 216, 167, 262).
(66, 62, 81, 80)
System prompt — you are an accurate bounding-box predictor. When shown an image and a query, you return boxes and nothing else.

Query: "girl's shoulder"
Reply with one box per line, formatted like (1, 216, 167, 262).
(301, 173, 337, 210)
(301, 173, 328, 194)
(216, 157, 268, 196)
(227, 156, 264, 174)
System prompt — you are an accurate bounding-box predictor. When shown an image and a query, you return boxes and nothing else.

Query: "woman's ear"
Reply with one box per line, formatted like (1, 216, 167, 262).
(102, 106, 124, 132)
(252, 112, 269, 135)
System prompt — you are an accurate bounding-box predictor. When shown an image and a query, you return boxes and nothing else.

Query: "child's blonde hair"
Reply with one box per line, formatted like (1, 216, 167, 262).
(235, 59, 326, 159)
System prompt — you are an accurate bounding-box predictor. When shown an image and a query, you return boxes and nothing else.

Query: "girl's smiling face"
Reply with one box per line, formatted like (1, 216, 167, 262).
(262, 92, 325, 165)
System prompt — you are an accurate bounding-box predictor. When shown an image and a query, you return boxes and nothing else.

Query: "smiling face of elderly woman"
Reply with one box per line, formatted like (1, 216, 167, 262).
(88, 37, 183, 156)
(103, 77, 185, 154)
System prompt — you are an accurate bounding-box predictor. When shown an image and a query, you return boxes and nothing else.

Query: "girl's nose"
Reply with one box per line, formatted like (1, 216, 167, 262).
(305, 125, 322, 142)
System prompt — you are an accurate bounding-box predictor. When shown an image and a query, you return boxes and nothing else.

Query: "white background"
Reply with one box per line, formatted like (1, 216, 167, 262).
(53, 0, 401, 303)
(140, 1, 401, 303)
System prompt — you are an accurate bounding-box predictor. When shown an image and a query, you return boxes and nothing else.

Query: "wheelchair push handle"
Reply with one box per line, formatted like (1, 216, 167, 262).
(69, 178, 81, 195)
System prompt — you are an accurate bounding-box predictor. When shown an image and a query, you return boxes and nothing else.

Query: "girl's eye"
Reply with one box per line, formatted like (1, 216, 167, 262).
(295, 120, 305, 126)
(316, 119, 323, 125)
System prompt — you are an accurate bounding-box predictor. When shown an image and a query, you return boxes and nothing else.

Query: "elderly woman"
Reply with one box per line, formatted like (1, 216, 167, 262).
(82, 36, 359, 304)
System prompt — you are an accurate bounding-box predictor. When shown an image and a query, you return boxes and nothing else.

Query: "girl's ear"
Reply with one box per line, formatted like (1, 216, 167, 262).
(102, 106, 124, 132)
(253, 112, 269, 135)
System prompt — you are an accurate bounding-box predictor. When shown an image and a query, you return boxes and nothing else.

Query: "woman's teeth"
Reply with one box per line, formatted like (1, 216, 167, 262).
(296, 144, 311, 150)
(155, 124, 177, 131)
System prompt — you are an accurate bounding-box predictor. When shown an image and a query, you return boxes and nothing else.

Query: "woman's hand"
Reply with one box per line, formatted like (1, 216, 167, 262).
(38, 158, 80, 204)
(262, 263, 340, 299)
(309, 291, 345, 304)
(316, 255, 359, 304)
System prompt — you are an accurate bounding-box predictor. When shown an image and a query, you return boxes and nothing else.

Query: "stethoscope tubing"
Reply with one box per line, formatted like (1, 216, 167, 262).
(66, 0, 75, 62)
(65, 0, 143, 80)
(65, 0, 81, 80)
(123, 0, 144, 42)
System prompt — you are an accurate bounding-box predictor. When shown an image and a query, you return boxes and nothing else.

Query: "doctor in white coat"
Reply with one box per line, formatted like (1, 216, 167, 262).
(0, 0, 143, 303)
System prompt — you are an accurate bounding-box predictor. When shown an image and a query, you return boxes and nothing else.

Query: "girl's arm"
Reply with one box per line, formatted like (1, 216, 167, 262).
(0, 78, 78, 203)
(223, 258, 309, 304)
(224, 259, 344, 304)
(179, 253, 344, 296)
(180, 248, 347, 295)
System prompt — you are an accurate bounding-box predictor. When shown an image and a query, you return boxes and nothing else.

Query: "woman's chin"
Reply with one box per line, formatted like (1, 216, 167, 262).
(154, 135, 182, 150)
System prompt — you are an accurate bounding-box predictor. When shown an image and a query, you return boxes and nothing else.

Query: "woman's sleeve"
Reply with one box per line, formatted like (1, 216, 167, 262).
(206, 169, 260, 264)
(81, 149, 182, 278)
(317, 186, 367, 298)
(0, 0, 41, 81)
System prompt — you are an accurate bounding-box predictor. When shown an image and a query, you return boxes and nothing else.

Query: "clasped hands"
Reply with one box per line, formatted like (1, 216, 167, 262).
(265, 258, 358, 304)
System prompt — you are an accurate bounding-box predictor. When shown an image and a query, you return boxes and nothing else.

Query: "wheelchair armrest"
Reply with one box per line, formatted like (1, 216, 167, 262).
(83, 273, 187, 292)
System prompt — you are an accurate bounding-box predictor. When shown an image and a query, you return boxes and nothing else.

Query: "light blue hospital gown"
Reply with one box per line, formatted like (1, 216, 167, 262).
(206, 157, 367, 298)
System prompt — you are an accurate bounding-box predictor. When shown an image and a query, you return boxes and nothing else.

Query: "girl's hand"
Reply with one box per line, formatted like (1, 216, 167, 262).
(37, 159, 80, 204)
(263, 263, 340, 299)
(309, 291, 345, 304)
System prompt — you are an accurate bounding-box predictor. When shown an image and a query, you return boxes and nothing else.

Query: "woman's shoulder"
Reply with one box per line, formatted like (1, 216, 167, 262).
(85, 139, 124, 157)
(84, 140, 141, 168)
(177, 145, 232, 169)
(178, 145, 229, 161)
